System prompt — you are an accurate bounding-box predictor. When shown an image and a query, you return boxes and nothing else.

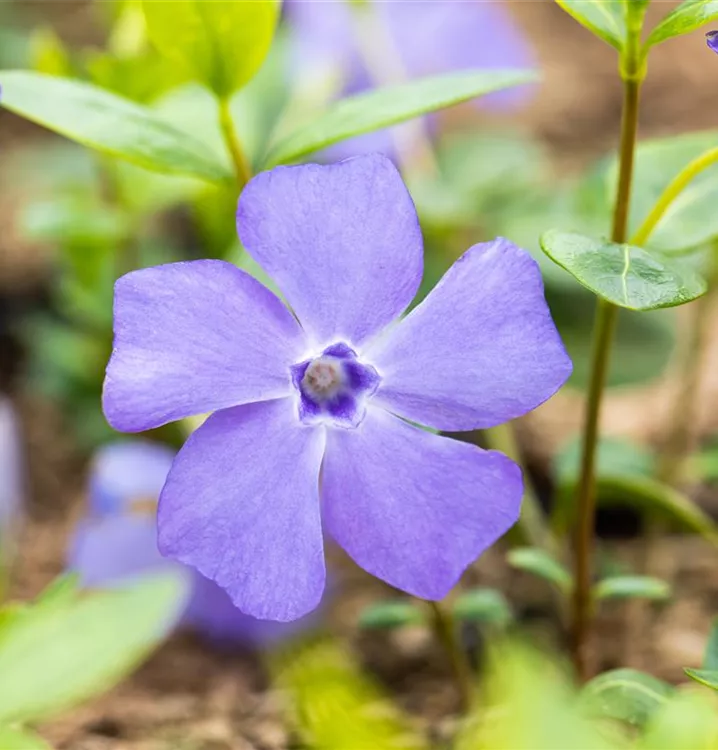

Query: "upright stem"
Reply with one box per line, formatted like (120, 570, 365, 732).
(428, 601, 473, 712)
(570, 69, 643, 679)
(218, 95, 252, 188)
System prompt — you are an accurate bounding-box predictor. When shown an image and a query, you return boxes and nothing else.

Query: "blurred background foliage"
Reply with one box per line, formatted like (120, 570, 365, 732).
(2, 0, 718, 747)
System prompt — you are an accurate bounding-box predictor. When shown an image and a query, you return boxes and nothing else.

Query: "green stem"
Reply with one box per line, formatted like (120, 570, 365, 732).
(570, 68, 643, 680)
(484, 423, 551, 551)
(632, 146, 718, 247)
(218, 95, 252, 188)
(427, 601, 473, 712)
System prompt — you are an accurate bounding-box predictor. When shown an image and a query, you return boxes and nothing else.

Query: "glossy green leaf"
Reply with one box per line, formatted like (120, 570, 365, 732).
(452, 588, 513, 627)
(593, 575, 671, 602)
(555, 0, 626, 49)
(646, 0, 718, 48)
(142, 0, 280, 97)
(540, 230, 707, 310)
(264, 68, 537, 166)
(0, 727, 51, 750)
(0, 71, 230, 183)
(684, 668, 718, 691)
(580, 668, 674, 727)
(507, 548, 572, 593)
(554, 474, 718, 543)
(0, 571, 189, 723)
(357, 600, 425, 630)
(702, 619, 718, 669)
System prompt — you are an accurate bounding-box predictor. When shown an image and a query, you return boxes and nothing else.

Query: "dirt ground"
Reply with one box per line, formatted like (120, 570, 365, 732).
(3, 1, 718, 748)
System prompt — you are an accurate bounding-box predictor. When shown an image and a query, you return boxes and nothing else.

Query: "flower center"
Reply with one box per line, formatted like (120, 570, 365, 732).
(302, 359, 343, 400)
(290, 342, 380, 428)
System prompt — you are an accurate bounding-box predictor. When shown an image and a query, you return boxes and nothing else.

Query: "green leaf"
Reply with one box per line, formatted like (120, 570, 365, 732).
(0, 727, 51, 750)
(264, 68, 538, 167)
(272, 640, 428, 750)
(593, 575, 671, 602)
(0, 571, 189, 723)
(606, 130, 718, 253)
(554, 437, 655, 486)
(540, 230, 707, 310)
(506, 548, 572, 593)
(639, 689, 718, 749)
(554, 0, 626, 49)
(684, 668, 718, 691)
(646, 0, 718, 48)
(142, 0, 280, 97)
(554, 474, 718, 543)
(34, 573, 80, 610)
(357, 600, 425, 630)
(0, 71, 230, 184)
(702, 619, 718, 669)
(452, 588, 513, 627)
(580, 668, 675, 728)
(29, 27, 72, 77)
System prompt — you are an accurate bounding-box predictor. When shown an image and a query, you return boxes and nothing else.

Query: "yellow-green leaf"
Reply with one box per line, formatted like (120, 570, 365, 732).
(142, 0, 280, 97)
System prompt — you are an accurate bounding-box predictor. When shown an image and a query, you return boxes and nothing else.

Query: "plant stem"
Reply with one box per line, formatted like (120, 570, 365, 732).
(428, 601, 473, 712)
(218, 95, 252, 188)
(570, 69, 643, 680)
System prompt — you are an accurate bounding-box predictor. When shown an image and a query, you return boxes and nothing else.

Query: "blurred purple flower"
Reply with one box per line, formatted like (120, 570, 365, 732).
(285, 0, 536, 156)
(0, 398, 23, 556)
(70, 441, 312, 644)
(103, 155, 571, 622)
(707, 30, 718, 54)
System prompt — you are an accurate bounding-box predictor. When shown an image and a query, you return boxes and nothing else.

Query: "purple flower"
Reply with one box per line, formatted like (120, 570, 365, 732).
(70, 441, 311, 644)
(0, 398, 23, 554)
(103, 155, 571, 621)
(708, 31, 718, 54)
(285, 0, 536, 157)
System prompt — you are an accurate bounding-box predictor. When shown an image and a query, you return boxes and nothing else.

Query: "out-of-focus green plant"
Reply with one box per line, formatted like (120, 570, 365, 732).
(0, 571, 189, 746)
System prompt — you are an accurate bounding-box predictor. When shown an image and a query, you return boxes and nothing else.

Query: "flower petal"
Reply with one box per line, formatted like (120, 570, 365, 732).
(366, 238, 572, 431)
(185, 571, 314, 646)
(69, 514, 175, 587)
(321, 408, 522, 600)
(158, 399, 326, 621)
(89, 440, 175, 516)
(237, 155, 423, 347)
(103, 260, 307, 432)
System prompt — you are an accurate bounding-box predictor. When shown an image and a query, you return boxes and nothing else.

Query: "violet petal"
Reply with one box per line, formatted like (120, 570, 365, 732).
(321, 407, 522, 600)
(158, 399, 326, 621)
(237, 155, 423, 348)
(103, 260, 307, 432)
(366, 238, 572, 431)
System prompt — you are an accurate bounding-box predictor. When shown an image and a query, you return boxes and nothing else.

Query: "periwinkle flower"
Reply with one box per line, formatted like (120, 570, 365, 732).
(70, 441, 309, 643)
(0, 398, 22, 556)
(103, 155, 571, 621)
(708, 30, 718, 54)
(286, 0, 536, 156)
